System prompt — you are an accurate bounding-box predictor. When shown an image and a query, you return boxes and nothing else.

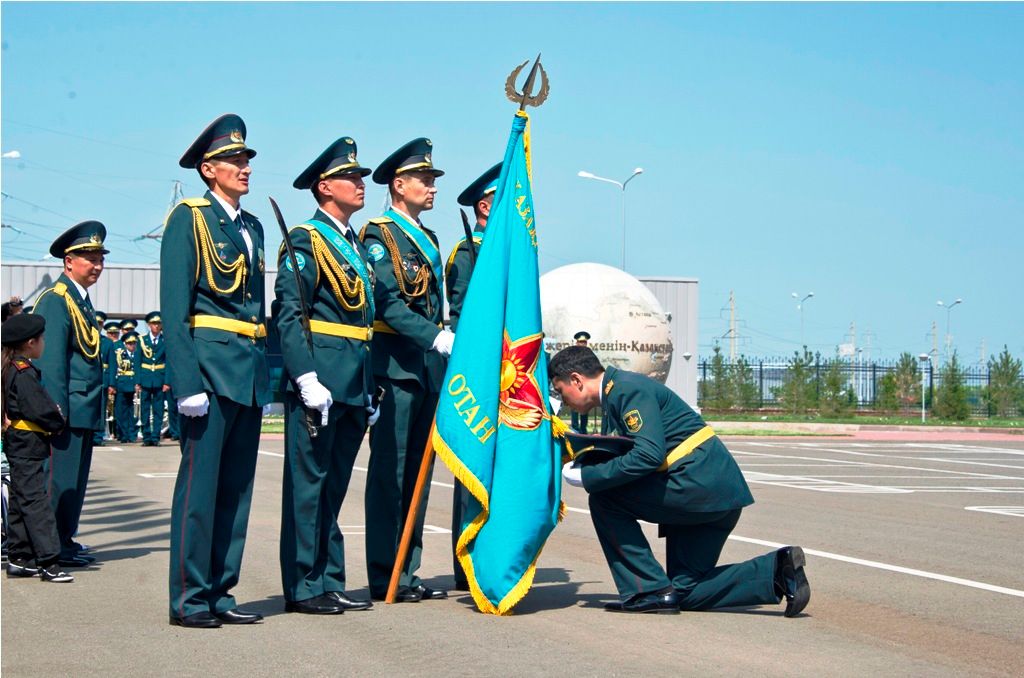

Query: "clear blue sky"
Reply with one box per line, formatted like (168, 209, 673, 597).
(2, 2, 1021, 362)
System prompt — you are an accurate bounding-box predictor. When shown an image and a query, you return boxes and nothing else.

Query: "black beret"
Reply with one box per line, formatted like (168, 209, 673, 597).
(2, 313, 46, 346)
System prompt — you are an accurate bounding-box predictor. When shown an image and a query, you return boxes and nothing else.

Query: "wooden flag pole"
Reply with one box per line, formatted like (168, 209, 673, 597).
(385, 420, 438, 603)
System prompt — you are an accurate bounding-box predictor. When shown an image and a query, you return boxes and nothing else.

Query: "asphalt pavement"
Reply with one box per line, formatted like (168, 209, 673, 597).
(2, 433, 1022, 677)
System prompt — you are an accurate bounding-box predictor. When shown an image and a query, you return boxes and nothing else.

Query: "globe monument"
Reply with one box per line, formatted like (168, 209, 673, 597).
(540, 263, 674, 383)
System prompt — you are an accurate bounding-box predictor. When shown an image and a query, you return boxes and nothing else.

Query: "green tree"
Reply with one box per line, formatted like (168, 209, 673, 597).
(775, 348, 818, 415)
(700, 344, 732, 410)
(933, 352, 970, 420)
(819, 358, 851, 416)
(730, 355, 760, 410)
(893, 353, 923, 412)
(985, 346, 1024, 417)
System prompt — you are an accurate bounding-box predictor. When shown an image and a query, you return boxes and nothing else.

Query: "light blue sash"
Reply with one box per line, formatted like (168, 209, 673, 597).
(384, 209, 443, 284)
(304, 219, 375, 319)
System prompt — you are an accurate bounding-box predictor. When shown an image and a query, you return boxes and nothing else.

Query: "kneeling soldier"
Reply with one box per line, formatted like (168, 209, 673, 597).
(550, 346, 810, 616)
(274, 137, 380, 615)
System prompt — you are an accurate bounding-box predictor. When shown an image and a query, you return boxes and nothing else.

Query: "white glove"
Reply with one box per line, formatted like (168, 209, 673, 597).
(562, 461, 584, 488)
(295, 372, 332, 425)
(431, 330, 456, 357)
(366, 394, 381, 427)
(178, 393, 210, 418)
(549, 395, 562, 414)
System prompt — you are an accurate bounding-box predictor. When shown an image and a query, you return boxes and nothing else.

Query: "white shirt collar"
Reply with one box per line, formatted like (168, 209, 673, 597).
(210, 191, 241, 222)
(391, 206, 420, 227)
(68, 277, 89, 301)
(320, 210, 351, 236)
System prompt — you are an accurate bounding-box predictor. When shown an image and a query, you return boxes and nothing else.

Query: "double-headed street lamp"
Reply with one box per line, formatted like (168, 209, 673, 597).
(791, 292, 814, 347)
(936, 298, 963, 359)
(577, 168, 644, 271)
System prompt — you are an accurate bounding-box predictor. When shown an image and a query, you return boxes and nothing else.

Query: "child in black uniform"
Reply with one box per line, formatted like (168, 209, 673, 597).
(2, 313, 73, 582)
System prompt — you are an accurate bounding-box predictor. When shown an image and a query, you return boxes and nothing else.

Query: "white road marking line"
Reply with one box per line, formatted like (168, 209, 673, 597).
(334, 524, 451, 535)
(561, 503, 1024, 598)
(733, 449, 1020, 480)
(965, 506, 1024, 517)
(791, 446, 1024, 472)
(137, 472, 178, 479)
(743, 472, 911, 493)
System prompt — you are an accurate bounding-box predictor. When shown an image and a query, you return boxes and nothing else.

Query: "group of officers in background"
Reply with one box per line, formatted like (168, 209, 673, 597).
(13, 113, 500, 629)
(94, 311, 176, 447)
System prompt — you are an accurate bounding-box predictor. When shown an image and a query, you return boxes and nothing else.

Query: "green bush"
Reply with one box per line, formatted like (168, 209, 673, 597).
(933, 352, 970, 420)
(985, 346, 1023, 417)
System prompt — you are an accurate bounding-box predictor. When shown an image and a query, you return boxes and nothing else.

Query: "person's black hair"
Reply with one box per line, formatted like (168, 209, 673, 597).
(549, 345, 604, 380)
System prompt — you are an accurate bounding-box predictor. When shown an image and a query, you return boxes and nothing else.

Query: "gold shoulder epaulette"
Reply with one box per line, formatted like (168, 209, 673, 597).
(53, 281, 68, 296)
(12, 357, 31, 371)
(183, 198, 211, 208)
(604, 379, 615, 396)
(368, 216, 393, 225)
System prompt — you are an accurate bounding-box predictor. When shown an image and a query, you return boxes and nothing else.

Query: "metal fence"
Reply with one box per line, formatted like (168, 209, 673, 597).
(697, 357, 1019, 417)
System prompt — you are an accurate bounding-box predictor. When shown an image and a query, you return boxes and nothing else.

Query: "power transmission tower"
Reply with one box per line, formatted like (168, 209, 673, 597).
(729, 290, 737, 361)
(928, 321, 939, 358)
(140, 180, 184, 241)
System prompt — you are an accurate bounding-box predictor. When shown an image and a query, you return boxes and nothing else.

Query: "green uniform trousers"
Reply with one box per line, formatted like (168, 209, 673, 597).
(365, 378, 438, 597)
(139, 386, 165, 444)
(589, 492, 780, 609)
(45, 427, 93, 559)
(114, 391, 137, 442)
(168, 395, 261, 619)
(280, 394, 366, 602)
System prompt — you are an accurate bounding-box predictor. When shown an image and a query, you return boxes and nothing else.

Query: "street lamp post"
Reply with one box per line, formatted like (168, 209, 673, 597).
(791, 292, 814, 347)
(918, 353, 931, 423)
(578, 168, 644, 271)
(936, 298, 962, 360)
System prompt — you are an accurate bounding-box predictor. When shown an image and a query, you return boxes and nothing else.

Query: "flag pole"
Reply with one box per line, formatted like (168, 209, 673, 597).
(385, 419, 438, 603)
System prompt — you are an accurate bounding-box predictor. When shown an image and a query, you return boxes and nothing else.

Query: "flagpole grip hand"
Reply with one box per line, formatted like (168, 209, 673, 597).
(431, 330, 456, 357)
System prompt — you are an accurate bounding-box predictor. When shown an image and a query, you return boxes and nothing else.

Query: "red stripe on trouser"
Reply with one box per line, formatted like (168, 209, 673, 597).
(177, 435, 196, 618)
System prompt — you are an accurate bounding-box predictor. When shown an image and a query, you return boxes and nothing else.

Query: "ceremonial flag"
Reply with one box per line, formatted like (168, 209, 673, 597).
(433, 111, 566, 615)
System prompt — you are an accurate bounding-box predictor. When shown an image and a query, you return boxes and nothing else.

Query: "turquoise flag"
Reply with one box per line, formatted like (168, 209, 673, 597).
(433, 111, 566, 615)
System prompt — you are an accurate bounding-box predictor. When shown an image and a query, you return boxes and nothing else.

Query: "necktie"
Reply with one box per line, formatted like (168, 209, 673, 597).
(236, 214, 253, 261)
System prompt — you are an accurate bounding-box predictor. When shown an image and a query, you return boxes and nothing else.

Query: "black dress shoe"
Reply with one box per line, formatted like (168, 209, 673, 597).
(58, 555, 94, 568)
(325, 591, 373, 611)
(6, 561, 40, 578)
(775, 546, 810, 617)
(411, 584, 448, 600)
(604, 589, 681, 614)
(284, 594, 345, 615)
(72, 542, 93, 555)
(169, 611, 222, 629)
(214, 608, 263, 624)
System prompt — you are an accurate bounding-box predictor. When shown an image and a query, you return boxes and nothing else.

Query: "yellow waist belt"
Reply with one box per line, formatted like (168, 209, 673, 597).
(9, 419, 48, 435)
(658, 425, 716, 472)
(141, 363, 165, 371)
(371, 320, 443, 336)
(119, 371, 135, 377)
(309, 319, 372, 341)
(190, 314, 267, 339)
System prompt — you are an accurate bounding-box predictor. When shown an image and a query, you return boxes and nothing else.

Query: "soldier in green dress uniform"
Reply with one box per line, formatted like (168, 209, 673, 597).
(550, 346, 810, 616)
(443, 161, 500, 590)
(273, 137, 380, 615)
(162, 113, 269, 629)
(93, 311, 110, 447)
(100, 320, 121, 441)
(360, 137, 454, 602)
(137, 311, 167, 446)
(32, 220, 107, 567)
(107, 331, 140, 443)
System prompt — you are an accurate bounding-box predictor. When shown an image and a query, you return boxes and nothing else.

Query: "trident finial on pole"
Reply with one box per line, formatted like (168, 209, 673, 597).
(505, 54, 550, 110)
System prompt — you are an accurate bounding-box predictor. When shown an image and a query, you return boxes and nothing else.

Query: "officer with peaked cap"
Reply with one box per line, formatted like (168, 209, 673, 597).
(137, 311, 167, 446)
(360, 137, 453, 602)
(550, 345, 810, 616)
(162, 113, 269, 628)
(442, 161, 501, 590)
(32, 220, 107, 566)
(107, 330, 140, 444)
(274, 136, 382, 615)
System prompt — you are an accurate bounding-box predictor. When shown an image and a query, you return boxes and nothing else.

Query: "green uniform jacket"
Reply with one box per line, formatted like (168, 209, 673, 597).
(586, 366, 755, 513)
(107, 346, 140, 393)
(137, 334, 166, 389)
(32, 273, 104, 430)
(273, 209, 381, 406)
(160, 191, 270, 407)
(360, 214, 445, 391)
(444, 224, 483, 332)
(100, 336, 115, 388)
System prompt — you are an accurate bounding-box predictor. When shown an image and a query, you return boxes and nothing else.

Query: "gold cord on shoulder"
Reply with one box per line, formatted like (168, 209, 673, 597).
(308, 231, 366, 311)
(47, 287, 100, 360)
(190, 206, 247, 294)
(378, 223, 429, 299)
